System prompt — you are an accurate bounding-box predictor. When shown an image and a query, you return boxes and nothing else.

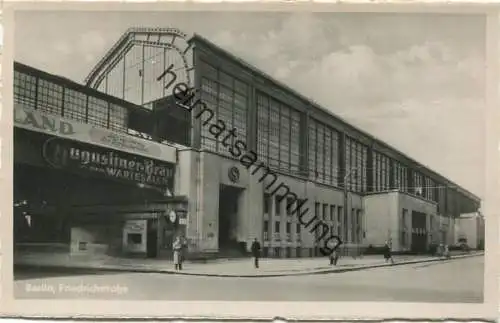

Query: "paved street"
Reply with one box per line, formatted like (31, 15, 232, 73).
(14, 256, 483, 303)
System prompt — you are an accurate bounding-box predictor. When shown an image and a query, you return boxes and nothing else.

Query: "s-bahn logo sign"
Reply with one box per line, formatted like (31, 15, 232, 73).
(42, 137, 175, 189)
(228, 166, 240, 183)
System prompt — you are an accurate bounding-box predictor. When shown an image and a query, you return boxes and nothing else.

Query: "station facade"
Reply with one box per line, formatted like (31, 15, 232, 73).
(13, 62, 187, 259)
(13, 27, 481, 259)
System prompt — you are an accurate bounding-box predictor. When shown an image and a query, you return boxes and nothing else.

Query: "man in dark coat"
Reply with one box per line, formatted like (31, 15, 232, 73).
(250, 238, 261, 269)
(383, 240, 394, 264)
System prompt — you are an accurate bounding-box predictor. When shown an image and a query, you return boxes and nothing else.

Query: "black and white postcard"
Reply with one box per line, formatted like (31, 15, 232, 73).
(0, 3, 498, 320)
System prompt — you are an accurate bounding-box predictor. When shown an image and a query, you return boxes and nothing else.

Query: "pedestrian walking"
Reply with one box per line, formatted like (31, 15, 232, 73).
(329, 249, 339, 266)
(443, 244, 451, 259)
(250, 238, 261, 269)
(383, 241, 394, 264)
(173, 236, 183, 271)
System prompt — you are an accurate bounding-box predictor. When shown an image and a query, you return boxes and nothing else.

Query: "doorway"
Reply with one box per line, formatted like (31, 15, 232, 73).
(146, 219, 158, 258)
(218, 185, 242, 250)
(411, 211, 428, 253)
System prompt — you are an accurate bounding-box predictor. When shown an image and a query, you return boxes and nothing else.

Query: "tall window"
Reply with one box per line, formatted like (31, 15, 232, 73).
(322, 204, 328, 221)
(263, 220, 269, 241)
(424, 177, 436, 201)
(345, 136, 368, 192)
(433, 181, 441, 204)
(105, 58, 125, 99)
(413, 171, 424, 196)
(200, 65, 248, 156)
(275, 196, 282, 216)
(257, 92, 301, 172)
(123, 45, 143, 105)
(437, 185, 445, 214)
(269, 101, 280, 168)
(142, 46, 166, 105)
(274, 221, 280, 233)
(308, 118, 340, 186)
(393, 161, 408, 192)
(263, 193, 270, 215)
(373, 151, 391, 191)
(286, 197, 295, 216)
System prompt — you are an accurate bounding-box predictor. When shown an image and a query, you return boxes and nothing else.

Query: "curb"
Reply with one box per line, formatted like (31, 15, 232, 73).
(14, 252, 483, 278)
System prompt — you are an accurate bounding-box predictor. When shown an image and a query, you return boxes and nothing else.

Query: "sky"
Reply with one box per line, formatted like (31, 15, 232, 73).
(14, 11, 487, 198)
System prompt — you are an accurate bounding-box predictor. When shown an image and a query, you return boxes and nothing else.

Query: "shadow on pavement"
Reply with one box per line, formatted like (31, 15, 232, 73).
(14, 265, 124, 281)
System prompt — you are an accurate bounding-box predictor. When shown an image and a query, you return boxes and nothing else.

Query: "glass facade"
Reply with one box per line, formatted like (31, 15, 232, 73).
(372, 151, 391, 191)
(308, 118, 340, 186)
(345, 136, 368, 192)
(199, 62, 249, 157)
(14, 67, 129, 133)
(79, 30, 477, 216)
(93, 42, 193, 107)
(257, 92, 301, 172)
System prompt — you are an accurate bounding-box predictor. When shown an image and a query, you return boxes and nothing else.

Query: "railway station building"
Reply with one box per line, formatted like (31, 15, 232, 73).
(13, 27, 481, 259)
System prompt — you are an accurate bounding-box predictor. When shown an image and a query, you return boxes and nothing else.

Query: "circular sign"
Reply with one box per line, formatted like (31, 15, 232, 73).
(228, 166, 240, 183)
(169, 210, 177, 223)
(42, 137, 69, 169)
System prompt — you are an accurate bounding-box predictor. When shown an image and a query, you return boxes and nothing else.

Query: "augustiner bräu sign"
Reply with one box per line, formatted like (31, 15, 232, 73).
(42, 137, 175, 189)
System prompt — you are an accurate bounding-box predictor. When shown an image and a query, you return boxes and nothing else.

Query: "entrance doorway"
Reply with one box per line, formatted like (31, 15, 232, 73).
(218, 185, 242, 251)
(146, 219, 158, 258)
(411, 211, 428, 253)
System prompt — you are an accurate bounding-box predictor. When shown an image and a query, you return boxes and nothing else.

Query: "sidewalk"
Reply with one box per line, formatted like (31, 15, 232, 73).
(14, 251, 483, 278)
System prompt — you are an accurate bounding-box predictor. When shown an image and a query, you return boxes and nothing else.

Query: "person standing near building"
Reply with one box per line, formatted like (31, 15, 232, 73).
(173, 236, 183, 271)
(383, 240, 394, 264)
(251, 238, 261, 269)
(329, 249, 339, 266)
(443, 244, 451, 259)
